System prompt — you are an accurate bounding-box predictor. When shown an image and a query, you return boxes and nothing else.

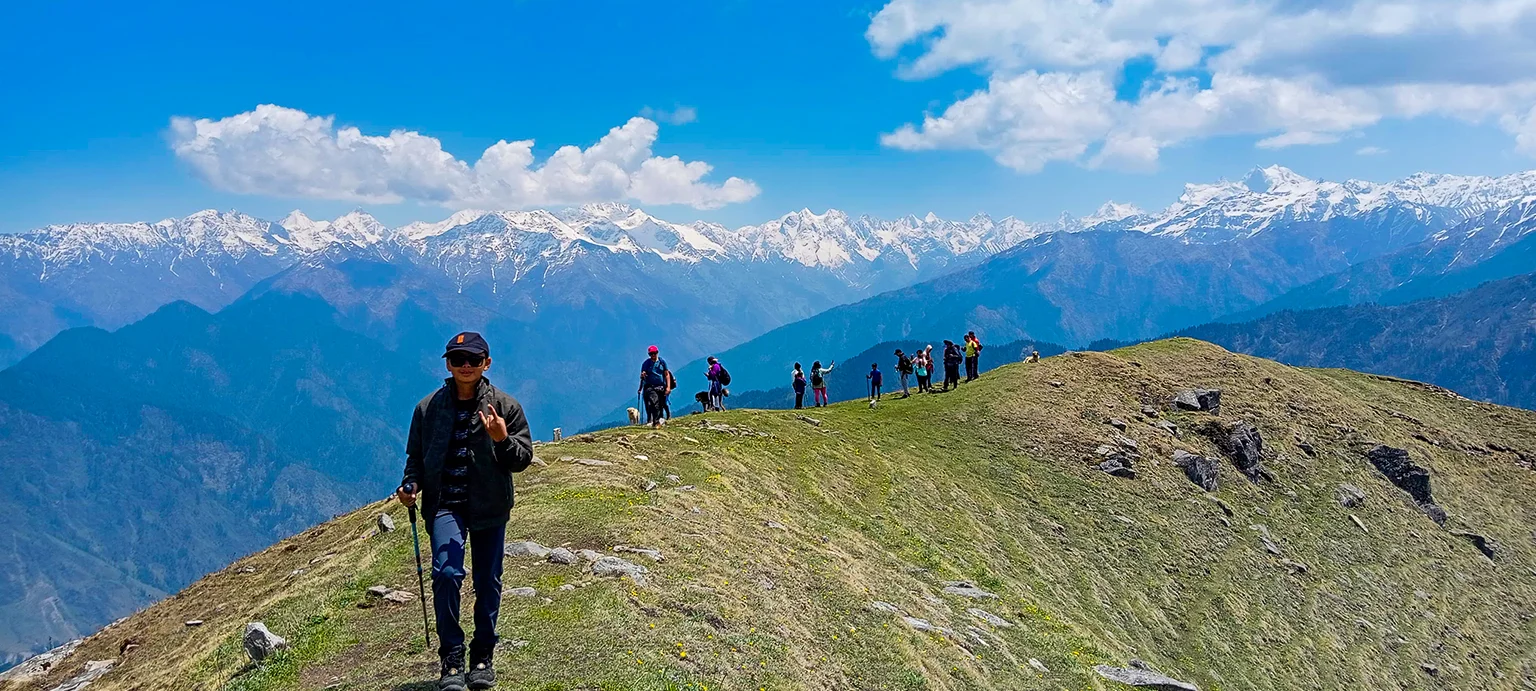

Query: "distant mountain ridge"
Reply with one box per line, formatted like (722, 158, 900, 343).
(1240, 195, 1536, 318)
(1174, 272, 1536, 409)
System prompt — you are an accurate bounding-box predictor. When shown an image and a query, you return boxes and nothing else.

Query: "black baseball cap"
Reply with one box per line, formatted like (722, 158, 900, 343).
(443, 331, 490, 358)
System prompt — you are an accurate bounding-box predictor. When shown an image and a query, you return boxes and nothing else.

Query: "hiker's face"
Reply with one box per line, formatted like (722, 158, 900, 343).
(446, 354, 490, 383)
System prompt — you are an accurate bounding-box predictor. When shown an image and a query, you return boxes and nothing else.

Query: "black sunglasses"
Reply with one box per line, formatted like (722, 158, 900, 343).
(448, 353, 485, 367)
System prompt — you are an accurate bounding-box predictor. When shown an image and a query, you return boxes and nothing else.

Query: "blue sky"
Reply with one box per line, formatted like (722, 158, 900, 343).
(3, 0, 1535, 232)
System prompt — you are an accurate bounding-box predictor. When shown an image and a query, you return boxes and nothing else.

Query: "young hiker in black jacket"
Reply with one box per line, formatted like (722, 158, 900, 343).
(397, 332, 534, 691)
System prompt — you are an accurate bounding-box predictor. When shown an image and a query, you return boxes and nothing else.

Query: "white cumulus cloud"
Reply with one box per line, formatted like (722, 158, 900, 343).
(869, 0, 1536, 170)
(169, 105, 758, 210)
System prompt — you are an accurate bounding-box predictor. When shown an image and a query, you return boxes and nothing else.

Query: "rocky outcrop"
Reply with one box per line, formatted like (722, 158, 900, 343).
(45, 659, 114, 691)
(1198, 420, 1273, 483)
(1095, 660, 1201, 690)
(1366, 445, 1447, 524)
(1173, 450, 1218, 491)
(1220, 422, 1273, 483)
(1172, 389, 1221, 414)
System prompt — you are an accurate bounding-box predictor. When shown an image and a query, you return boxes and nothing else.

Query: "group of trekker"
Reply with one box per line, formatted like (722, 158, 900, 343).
(869, 331, 985, 401)
(637, 346, 733, 428)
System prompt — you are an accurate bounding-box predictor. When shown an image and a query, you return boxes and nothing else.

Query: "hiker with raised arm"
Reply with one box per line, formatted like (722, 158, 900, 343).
(964, 331, 983, 382)
(639, 345, 670, 428)
(810, 360, 834, 407)
(397, 331, 533, 691)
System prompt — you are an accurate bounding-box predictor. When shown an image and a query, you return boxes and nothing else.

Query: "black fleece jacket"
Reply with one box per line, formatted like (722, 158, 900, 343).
(401, 375, 534, 533)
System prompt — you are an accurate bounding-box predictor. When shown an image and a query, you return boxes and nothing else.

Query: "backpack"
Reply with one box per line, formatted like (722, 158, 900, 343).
(717, 366, 731, 386)
(811, 369, 824, 387)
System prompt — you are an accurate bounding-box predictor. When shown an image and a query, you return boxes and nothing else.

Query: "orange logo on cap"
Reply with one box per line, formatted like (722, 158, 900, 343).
(457, 334, 465, 344)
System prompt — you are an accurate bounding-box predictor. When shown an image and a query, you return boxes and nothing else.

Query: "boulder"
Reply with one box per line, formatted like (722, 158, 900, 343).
(243, 622, 289, 663)
(508, 587, 538, 598)
(1095, 662, 1200, 690)
(1173, 450, 1218, 492)
(547, 547, 578, 565)
(1154, 420, 1180, 438)
(1365, 445, 1446, 524)
(1172, 389, 1221, 414)
(1141, 405, 1159, 418)
(505, 541, 551, 558)
(1099, 452, 1137, 479)
(591, 556, 649, 583)
(366, 585, 392, 599)
(1105, 418, 1128, 431)
(1220, 422, 1271, 483)
(577, 549, 606, 563)
(869, 601, 901, 614)
(1366, 445, 1431, 503)
(376, 514, 396, 533)
(382, 590, 415, 604)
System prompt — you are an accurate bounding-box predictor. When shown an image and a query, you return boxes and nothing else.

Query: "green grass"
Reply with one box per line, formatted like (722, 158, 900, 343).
(14, 339, 1536, 691)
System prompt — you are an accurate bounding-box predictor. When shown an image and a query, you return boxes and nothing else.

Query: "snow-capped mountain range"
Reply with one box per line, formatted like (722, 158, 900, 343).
(1128, 165, 1536, 241)
(4, 164, 1535, 372)
(8, 165, 1535, 272)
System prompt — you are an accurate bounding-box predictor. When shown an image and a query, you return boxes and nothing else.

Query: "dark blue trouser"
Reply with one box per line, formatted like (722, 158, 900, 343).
(430, 509, 506, 663)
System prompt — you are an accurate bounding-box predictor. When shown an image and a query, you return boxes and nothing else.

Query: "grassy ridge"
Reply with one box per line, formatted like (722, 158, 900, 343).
(10, 339, 1536, 690)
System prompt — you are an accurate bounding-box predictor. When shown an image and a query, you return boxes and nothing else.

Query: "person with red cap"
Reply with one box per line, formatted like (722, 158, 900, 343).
(396, 331, 533, 691)
(638, 345, 672, 428)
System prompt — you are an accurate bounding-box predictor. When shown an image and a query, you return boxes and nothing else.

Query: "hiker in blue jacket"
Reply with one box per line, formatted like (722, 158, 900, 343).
(638, 345, 671, 428)
(868, 362, 883, 402)
(396, 331, 533, 691)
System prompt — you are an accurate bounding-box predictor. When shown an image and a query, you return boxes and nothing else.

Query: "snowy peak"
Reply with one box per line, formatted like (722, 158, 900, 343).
(272, 210, 387, 252)
(397, 209, 487, 241)
(1083, 201, 1146, 226)
(1241, 165, 1311, 194)
(279, 210, 329, 235)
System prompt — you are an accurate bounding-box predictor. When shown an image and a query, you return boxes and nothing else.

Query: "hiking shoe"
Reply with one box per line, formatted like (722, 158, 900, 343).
(467, 661, 497, 689)
(439, 660, 468, 691)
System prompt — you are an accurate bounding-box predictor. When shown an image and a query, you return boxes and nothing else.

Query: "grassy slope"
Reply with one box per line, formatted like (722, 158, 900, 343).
(9, 339, 1536, 691)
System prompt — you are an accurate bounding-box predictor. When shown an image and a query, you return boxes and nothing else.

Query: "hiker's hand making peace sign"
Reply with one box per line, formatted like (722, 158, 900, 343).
(479, 404, 509, 442)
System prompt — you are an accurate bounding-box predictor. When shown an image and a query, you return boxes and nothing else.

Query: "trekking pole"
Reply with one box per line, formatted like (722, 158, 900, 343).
(404, 485, 431, 650)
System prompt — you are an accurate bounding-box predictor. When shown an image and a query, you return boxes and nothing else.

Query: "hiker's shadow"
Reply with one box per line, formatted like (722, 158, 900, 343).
(390, 683, 437, 691)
